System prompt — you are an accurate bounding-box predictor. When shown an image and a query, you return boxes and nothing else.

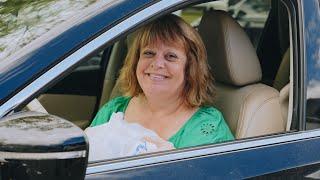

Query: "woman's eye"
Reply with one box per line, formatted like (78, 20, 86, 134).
(142, 50, 155, 57)
(166, 53, 178, 61)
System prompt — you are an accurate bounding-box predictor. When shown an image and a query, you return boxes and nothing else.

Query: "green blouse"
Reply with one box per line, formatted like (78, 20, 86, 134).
(90, 96, 234, 148)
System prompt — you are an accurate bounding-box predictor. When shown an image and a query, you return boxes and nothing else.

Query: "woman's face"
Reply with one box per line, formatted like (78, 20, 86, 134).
(136, 40, 187, 99)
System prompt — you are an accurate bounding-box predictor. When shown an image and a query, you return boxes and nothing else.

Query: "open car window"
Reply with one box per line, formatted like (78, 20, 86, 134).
(21, 0, 296, 164)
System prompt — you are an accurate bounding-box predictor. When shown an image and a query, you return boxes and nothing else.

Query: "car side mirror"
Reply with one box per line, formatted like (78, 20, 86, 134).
(0, 111, 88, 180)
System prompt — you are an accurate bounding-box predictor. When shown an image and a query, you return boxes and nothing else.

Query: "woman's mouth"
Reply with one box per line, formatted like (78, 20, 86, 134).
(146, 73, 169, 81)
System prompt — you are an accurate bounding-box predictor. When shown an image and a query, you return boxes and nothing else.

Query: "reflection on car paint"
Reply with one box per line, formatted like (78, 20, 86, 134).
(305, 0, 320, 128)
(305, 0, 320, 100)
(0, 112, 84, 150)
(0, 0, 99, 60)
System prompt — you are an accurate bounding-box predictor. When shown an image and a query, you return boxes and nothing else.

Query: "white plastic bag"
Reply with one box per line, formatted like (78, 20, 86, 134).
(85, 112, 174, 162)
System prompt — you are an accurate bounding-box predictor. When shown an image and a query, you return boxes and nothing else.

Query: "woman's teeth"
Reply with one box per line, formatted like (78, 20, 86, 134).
(147, 73, 167, 80)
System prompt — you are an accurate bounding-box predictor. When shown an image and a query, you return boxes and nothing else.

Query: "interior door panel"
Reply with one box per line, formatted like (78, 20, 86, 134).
(39, 94, 96, 129)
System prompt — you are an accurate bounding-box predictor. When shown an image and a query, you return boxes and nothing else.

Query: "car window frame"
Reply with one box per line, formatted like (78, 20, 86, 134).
(0, 0, 311, 175)
(86, 130, 320, 175)
(294, 0, 307, 131)
(86, 0, 310, 174)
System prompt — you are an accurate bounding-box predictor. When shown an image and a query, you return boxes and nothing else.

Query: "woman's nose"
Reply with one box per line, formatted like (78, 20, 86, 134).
(151, 55, 165, 68)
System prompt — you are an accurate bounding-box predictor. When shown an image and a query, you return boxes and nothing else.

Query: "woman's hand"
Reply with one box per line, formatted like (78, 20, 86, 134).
(143, 136, 175, 151)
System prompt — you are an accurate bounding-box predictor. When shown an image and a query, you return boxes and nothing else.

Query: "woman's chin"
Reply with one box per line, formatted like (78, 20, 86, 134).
(143, 88, 172, 98)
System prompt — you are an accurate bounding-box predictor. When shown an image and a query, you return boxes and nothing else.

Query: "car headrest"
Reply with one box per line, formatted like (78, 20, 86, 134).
(126, 32, 136, 49)
(198, 10, 262, 86)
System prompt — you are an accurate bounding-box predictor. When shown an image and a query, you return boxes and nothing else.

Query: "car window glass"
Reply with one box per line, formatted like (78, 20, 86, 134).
(177, 0, 271, 48)
(305, 0, 320, 130)
(75, 51, 103, 71)
(35, 49, 107, 129)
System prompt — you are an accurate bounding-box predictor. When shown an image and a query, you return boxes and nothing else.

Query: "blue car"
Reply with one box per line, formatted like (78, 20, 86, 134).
(0, 0, 319, 179)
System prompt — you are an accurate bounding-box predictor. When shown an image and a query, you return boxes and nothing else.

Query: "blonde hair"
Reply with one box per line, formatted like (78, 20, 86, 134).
(118, 14, 215, 107)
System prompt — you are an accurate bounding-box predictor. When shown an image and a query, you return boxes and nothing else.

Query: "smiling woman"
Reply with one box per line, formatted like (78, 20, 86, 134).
(86, 14, 234, 161)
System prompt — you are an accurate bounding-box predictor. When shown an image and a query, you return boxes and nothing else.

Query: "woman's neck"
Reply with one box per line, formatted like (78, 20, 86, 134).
(139, 94, 187, 117)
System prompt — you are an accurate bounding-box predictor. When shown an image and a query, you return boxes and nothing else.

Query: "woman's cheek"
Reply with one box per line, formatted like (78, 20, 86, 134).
(136, 60, 144, 76)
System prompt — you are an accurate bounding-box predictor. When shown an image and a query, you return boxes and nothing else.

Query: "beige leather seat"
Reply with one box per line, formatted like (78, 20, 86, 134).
(198, 10, 285, 138)
(273, 48, 290, 91)
(274, 48, 291, 130)
(99, 34, 136, 107)
(99, 39, 128, 108)
(279, 83, 290, 129)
